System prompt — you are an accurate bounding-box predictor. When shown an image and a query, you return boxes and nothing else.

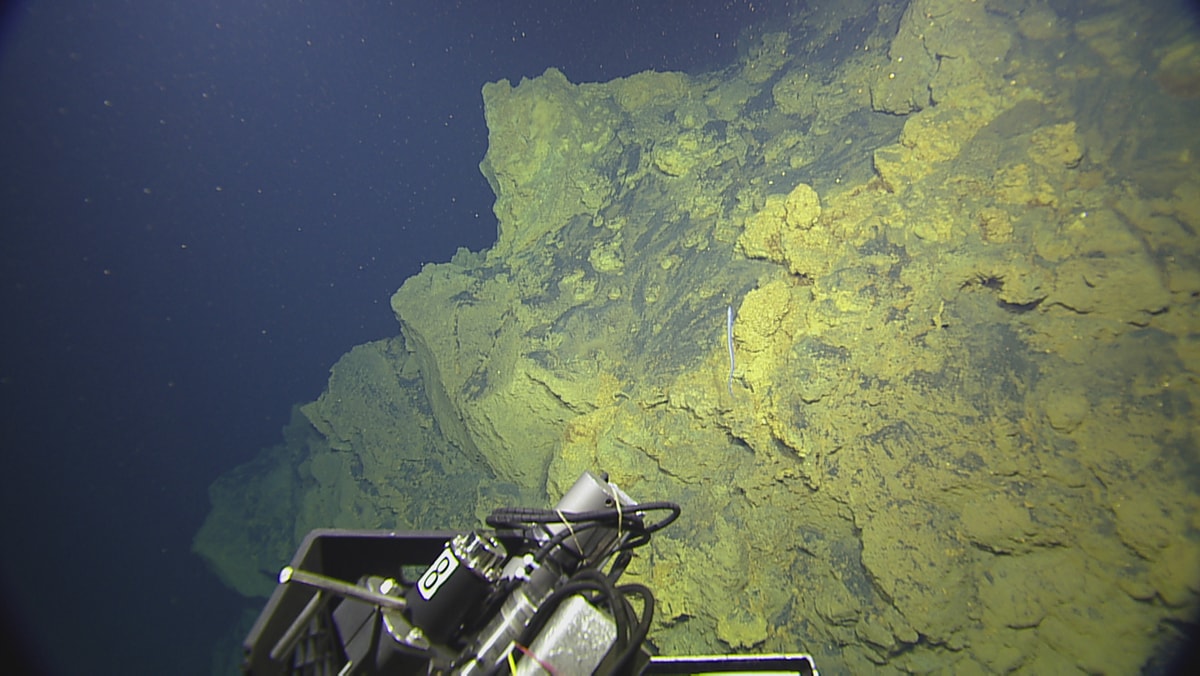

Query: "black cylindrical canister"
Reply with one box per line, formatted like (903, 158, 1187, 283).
(405, 531, 507, 644)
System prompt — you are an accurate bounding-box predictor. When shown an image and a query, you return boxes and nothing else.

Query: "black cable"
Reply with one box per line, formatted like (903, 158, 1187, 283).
(486, 502, 681, 567)
(607, 584, 655, 674)
(607, 550, 633, 582)
(621, 584, 654, 652)
(487, 501, 680, 534)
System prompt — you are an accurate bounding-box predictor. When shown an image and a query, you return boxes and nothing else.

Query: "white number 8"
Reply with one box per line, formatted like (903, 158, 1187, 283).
(417, 547, 459, 601)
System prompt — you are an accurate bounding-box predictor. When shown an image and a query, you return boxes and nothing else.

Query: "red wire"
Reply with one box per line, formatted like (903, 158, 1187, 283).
(513, 642, 560, 676)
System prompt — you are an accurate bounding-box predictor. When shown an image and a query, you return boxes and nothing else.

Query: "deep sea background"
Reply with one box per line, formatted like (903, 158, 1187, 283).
(0, 1, 787, 673)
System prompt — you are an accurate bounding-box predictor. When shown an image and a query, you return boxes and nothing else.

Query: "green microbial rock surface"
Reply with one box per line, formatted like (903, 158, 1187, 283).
(196, 1, 1200, 671)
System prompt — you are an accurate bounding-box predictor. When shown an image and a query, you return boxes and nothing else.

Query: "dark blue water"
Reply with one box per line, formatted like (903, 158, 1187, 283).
(0, 1, 781, 673)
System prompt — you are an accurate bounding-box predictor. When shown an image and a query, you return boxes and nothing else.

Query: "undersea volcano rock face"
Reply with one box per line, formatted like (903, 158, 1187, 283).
(197, 1, 1200, 671)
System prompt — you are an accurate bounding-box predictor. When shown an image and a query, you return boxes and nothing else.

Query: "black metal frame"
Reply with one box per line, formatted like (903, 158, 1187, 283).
(242, 528, 525, 675)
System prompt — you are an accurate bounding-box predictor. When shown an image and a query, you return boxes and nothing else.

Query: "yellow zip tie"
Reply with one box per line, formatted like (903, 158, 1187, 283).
(556, 509, 582, 561)
(613, 486, 622, 540)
